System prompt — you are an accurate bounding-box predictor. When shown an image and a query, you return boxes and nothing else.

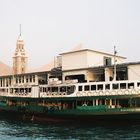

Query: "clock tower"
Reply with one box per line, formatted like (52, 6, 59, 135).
(13, 25, 28, 74)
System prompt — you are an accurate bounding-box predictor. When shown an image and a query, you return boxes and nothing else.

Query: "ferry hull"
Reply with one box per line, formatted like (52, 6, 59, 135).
(1, 108, 140, 124)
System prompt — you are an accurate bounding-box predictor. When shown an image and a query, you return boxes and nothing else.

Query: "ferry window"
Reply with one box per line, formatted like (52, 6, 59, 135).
(84, 85, 90, 91)
(15, 88, 18, 93)
(60, 86, 66, 92)
(67, 86, 75, 94)
(40, 87, 42, 92)
(45, 88, 47, 92)
(78, 86, 82, 91)
(19, 77, 21, 83)
(42, 87, 46, 92)
(26, 77, 28, 83)
(22, 76, 24, 83)
(6, 80, 8, 87)
(97, 85, 103, 90)
(46, 88, 48, 92)
(73, 86, 76, 92)
(25, 88, 28, 93)
(48, 87, 51, 92)
(105, 84, 110, 90)
(67, 86, 71, 93)
(30, 75, 32, 82)
(16, 78, 18, 83)
(20, 88, 24, 93)
(0, 79, 2, 87)
(128, 83, 134, 89)
(33, 75, 35, 82)
(91, 85, 96, 91)
(120, 83, 126, 89)
(52, 87, 58, 92)
(137, 83, 140, 87)
(9, 78, 11, 86)
(3, 79, 5, 87)
(113, 83, 119, 89)
(29, 88, 31, 93)
(104, 57, 112, 66)
(10, 88, 13, 93)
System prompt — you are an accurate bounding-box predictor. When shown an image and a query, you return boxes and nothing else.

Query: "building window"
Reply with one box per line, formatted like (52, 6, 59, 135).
(104, 57, 112, 66)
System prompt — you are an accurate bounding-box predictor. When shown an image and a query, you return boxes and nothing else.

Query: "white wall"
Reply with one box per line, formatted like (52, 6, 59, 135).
(87, 51, 104, 67)
(61, 50, 125, 71)
(128, 65, 140, 80)
(87, 51, 125, 67)
(62, 51, 87, 71)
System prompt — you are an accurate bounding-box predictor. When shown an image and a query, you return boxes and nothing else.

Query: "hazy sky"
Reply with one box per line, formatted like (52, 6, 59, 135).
(0, 0, 140, 69)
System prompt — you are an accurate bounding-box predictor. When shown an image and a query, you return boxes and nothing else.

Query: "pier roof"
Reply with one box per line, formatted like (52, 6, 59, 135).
(60, 49, 126, 59)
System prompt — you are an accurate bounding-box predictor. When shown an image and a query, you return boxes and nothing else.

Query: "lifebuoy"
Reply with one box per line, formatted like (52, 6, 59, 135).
(98, 91, 103, 95)
(131, 89, 136, 94)
(82, 92, 86, 96)
(92, 91, 96, 95)
(87, 92, 92, 96)
(111, 90, 116, 95)
(105, 91, 110, 95)
(117, 90, 122, 95)
(124, 90, 129, 95)
(76, 92, 79, 96)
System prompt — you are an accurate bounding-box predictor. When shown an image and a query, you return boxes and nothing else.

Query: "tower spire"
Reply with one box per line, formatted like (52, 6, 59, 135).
(19, 24, 21, 36)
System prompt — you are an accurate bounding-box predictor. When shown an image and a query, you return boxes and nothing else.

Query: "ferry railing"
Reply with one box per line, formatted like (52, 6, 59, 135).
(76, 80, 140, 97)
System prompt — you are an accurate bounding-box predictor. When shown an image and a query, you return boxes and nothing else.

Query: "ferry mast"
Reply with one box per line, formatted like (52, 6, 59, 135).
(113, 46, 117, 81)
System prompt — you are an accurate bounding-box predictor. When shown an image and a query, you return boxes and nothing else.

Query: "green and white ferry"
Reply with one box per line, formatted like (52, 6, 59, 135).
(1, 78, 140, 122)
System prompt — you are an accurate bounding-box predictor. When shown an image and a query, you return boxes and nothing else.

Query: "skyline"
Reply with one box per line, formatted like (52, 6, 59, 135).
(0, 0, 140, 69)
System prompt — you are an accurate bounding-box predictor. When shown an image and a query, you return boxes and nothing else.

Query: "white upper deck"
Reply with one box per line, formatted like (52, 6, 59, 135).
(60, 49, 126, 71)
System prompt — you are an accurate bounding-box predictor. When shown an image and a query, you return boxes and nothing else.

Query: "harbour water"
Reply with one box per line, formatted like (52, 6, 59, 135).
(0, 118, 140, 140)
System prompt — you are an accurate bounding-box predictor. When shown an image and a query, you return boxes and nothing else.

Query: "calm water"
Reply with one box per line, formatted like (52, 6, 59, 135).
(0, 118, 140, 140)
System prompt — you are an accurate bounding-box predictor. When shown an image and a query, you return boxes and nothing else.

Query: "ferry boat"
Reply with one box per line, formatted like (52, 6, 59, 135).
(1, 44, 140, 123)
